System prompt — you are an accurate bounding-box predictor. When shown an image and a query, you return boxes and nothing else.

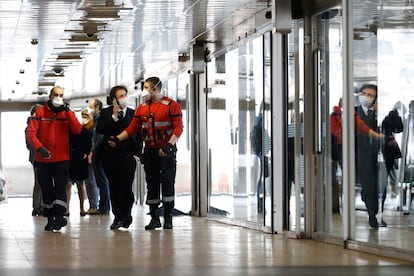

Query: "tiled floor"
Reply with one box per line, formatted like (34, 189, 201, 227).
(0, 197, 413, 275)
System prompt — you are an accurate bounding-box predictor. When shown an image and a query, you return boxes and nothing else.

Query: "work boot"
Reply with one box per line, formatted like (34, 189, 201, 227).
(53, 216, 67, 231)
(145, 206, 161, 230)
(44, 217, 55, 231)
(163, 215, 173, 229)
(163, 201, 174, 229)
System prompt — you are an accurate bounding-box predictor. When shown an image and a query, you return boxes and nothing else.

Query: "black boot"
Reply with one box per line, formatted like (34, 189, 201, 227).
(145, 206, 161, 230)
(163, 201, 174, 229)
(53, 216, 67, 230)
(164, 215, 173, 229)
(44, 217, 55, 231)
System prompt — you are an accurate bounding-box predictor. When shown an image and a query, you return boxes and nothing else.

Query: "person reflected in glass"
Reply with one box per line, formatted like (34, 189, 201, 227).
(250, 113, 270, 213)
(380, 102, 404, 215)
(355, 84, 386, 229)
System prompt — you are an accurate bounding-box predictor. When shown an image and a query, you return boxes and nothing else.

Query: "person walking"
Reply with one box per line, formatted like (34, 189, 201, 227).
(96, 86, 139, 230)
(26, 86, 83, 231)
(355, 84, 385, 229)
(110, 76, 183, 230)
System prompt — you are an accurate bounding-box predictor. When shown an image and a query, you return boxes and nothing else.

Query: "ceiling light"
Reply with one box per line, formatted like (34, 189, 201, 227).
(38, 81, 56, 87)
(378, 6, 414, 11)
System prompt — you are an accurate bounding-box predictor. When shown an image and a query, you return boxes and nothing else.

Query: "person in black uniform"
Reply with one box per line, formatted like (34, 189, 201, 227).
(355, 84, 385, 229)
(96, 85, 139, 230)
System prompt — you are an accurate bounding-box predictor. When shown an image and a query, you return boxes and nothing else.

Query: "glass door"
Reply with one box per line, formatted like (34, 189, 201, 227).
(312, 9, 344, 237)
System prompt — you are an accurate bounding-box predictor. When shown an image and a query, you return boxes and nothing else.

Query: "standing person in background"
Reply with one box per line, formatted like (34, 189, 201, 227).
(96, 86, 139, 230)
(88, 98, 110, 215)
(84, 101, 99, 215)
(66, 109, 93, 217)
(110, 76, 183, 230)
(26, 103, 43, 216)
(26, 86, 83, 231)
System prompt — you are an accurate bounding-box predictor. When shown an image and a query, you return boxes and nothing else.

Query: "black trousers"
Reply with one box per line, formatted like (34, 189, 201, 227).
(143, 148, 176, 208)
(357, 153, 379, 217)
(35, 161, 69, 218)
(102, 154, 136, 221)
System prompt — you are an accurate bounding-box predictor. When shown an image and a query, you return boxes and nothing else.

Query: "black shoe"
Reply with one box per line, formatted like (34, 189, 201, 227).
(53, 216, 67, 230)
(145, 217, 161, 230)
(32, 208, 43, 216)
(379, 219, 387, 227)
(123, 215, 132, 228)
(110, 220, 123, 230)
(80, 212, 86, 217)
(163, 216, 173, 230)
(44, 218, 55, 231)
(368, 215, 379, 229)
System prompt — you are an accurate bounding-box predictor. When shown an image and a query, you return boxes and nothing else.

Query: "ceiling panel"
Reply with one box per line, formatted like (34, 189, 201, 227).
(0, 0, 413, 103)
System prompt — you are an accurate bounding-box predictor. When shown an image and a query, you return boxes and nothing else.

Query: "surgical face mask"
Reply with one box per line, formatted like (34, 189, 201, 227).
(359, 95, 375, 108)
(89, 109, 96, 117)
(82, 118, 90, 125)
(52, 97, 64, 107)
(118, 98, 127, 109)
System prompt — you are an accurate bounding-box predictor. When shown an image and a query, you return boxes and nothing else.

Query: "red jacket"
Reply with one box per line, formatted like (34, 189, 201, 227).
(26, 102, 83, 163)
(125, 97, 183, 148)
(330, 105, 372, 145)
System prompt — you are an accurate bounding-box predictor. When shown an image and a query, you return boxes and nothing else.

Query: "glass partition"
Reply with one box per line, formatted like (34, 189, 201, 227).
(207, 36, 271, 227)
(351, 1, 414, 254)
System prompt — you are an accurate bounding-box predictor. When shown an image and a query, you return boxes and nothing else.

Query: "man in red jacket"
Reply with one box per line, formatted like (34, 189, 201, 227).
(110, 76, 183, 230)
(26, 86, 83, 231)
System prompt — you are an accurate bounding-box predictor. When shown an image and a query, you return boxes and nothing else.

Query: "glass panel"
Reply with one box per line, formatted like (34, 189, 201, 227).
(1, 111, 32, 195)
(170, 73, 192, 213)
(351, 1, 414, 254)
(286, 21, 305, 233)
(312, 9, 344, 236)
(207, 36, 268, 225)
(263, 32, 272, 228)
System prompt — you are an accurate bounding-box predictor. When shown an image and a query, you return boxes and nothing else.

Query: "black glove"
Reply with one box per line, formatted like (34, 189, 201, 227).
(162, 143, 176, 157)
(37, 147, 50, 159)
(108, 136, 120, 147)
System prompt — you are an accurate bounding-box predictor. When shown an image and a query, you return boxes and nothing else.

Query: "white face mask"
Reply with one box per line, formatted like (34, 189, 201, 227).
(359, 95, 375, 108)
(52, 97, 64, 107)
(118, 98, 127, 109)
(82, 118, 90, 125)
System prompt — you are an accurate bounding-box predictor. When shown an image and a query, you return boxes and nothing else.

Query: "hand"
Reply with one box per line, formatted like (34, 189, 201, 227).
(37, 147, 50, 159)
(159, 143, 176, 157)
(108, 136, 119, 148)
(112, 104, 120, 117)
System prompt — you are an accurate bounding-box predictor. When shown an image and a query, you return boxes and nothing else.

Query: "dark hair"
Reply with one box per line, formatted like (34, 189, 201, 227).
(145, 77, 162, 90)
(48, 86, 63, 99)
(109, 85, 128, 101)
(359, 84, 378, 99)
